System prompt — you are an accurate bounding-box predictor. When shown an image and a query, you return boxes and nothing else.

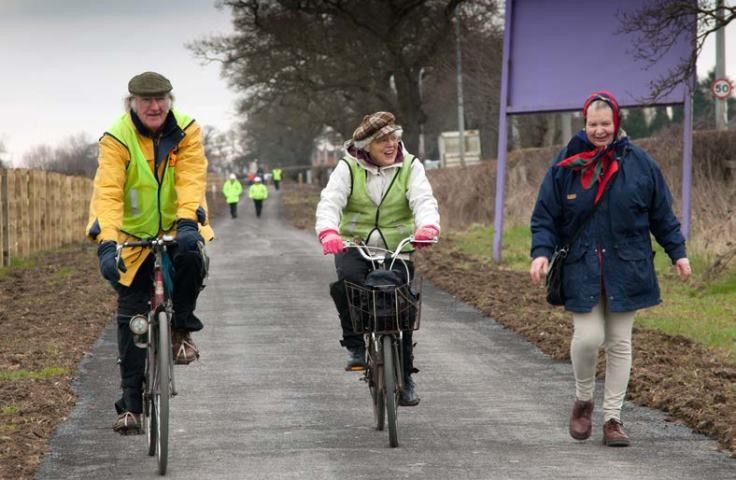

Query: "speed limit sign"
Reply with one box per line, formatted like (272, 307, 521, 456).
(711, 78, 733, 99)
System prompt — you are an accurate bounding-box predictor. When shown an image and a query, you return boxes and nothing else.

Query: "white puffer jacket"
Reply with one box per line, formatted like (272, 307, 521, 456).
(315, 146, 440, 249)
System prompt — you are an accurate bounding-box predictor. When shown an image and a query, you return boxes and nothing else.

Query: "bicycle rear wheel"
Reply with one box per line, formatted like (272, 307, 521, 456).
(382, 335, 399, 447)
(368, 339, 385, 431)
(155, 311, 171, 475)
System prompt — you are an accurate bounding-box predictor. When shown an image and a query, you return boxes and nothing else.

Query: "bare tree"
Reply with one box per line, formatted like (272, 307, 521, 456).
(22, 144, 55, 170)
(22, 134, 97, 177)
(618, 0, 736, 101)
(426, 3, 503, 157)
(189, 0, 500, 164)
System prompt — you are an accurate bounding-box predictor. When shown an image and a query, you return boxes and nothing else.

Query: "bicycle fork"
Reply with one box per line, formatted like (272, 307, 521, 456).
(148, 308, 178, 397)
(365, 333, 404, 392)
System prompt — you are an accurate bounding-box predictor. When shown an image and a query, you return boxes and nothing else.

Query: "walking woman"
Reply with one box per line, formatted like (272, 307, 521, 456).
(529, 91, 691, 446)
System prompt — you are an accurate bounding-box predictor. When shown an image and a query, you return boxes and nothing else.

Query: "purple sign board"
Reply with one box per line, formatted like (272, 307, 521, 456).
(507, 0, 693, 113)
(493, 0, 695, 261)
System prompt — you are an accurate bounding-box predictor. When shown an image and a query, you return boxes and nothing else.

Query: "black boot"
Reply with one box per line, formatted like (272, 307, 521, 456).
(399, 375, 420, 406)
(345, 344, 366, 371)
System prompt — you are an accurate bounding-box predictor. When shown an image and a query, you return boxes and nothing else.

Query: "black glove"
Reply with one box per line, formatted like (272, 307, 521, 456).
(175, 219, 203, 253)
(97, 241, 126, 282)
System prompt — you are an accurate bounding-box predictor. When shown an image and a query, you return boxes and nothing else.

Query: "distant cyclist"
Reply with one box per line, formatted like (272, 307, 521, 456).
(315, 111, 440, 406)
(86, 71, 214, 434)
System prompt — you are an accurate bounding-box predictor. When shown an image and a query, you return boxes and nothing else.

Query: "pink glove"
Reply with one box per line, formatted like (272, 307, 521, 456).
(319, 229, 345, 255)
(413, 225, 439, 249)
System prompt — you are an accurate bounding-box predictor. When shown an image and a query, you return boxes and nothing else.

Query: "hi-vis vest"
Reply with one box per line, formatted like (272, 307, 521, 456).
(339, 155, 415, 252)
(107, 110, 193, 239)
(272, 168, 282, 181)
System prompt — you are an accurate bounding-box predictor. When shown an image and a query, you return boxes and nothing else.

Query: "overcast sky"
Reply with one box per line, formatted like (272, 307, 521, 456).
(0, 1, 733, 166)
(0, 0, 237, 165)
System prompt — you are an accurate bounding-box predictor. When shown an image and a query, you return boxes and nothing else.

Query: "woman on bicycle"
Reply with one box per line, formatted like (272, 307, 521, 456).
(315, 111, 440, 406)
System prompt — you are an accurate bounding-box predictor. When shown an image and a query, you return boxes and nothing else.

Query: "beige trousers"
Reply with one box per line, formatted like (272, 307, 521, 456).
(571, 299, 635, 422)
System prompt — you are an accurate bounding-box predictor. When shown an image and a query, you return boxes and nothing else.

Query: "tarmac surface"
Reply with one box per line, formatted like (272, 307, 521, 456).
(38, 191, 735, 479)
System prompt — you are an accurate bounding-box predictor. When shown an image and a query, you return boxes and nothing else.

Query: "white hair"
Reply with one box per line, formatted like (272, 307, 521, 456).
(124, 93, 175, 112)
(586, 99, 612, 115)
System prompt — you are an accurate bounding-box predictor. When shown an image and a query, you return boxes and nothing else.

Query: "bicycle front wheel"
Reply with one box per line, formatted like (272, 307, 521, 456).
(155, 311, 171, 475)
(382, 335, 399, 448)
(145, 326, 157, 457)
(368, 338, 385, 431)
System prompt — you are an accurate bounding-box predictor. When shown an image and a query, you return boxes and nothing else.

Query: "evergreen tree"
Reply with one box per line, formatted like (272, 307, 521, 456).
(648, 106, 671, 135)
(623, 108, 649, 139)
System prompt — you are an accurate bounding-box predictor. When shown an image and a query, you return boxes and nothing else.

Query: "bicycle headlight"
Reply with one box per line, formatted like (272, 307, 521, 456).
(129, 315, 148, 335)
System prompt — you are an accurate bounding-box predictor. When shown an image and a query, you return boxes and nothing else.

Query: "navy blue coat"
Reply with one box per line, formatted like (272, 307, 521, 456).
(530, 139, 686, 313)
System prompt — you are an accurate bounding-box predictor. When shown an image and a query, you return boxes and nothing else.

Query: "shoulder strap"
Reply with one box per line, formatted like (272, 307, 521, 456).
(563, 171, 618, 249)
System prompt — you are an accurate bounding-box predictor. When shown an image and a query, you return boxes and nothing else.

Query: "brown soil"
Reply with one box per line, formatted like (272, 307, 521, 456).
(283, 183, 736, 457)
(0, 243, 116, 479)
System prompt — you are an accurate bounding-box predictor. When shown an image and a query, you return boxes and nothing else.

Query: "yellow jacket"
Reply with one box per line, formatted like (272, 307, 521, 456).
(87, 111, 214, 286)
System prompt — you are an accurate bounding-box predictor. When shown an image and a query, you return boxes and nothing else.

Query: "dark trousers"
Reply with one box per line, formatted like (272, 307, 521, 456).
(274, 180, 280, 190)
(228, 202, 238, 218)
(113, 249, 205, 414)
(330, 249, 417, 378)
(253, 199, 264, 217)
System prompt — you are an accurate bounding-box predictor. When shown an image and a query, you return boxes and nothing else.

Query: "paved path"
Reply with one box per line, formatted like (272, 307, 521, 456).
(39, 190, 734, 479)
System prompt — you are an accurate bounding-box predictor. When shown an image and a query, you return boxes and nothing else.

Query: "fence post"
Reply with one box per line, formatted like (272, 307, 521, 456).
(63, 176, 73, 244)
(16, 170, 30, 258)
(7, 170, 18, 261)
(28, 170, 39, 255)
(0, 169, 7, 266)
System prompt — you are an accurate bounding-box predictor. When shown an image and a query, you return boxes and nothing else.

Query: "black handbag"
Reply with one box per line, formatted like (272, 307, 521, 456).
(545, 247, 568, 305)
(545, 172, 617, 306)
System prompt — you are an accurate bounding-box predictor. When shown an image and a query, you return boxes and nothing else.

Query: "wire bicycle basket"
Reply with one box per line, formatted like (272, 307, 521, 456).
(345, 274, 423, 334)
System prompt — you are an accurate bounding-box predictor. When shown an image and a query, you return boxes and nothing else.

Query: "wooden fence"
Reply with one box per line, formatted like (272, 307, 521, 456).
(0, 169, 93, 266)
(0, 169, 224, 267)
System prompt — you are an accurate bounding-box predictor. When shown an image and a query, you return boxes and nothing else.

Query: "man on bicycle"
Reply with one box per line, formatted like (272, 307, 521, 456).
(86, 71, 214, 434)
(315, 111, 440, 406)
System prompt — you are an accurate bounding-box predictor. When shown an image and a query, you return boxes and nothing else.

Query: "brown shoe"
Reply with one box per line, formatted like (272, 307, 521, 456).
(113, 411, 142, 435)
(569, 399, 594, 440)
(172, 329, 199, 365)
(602, 418, 630, 447)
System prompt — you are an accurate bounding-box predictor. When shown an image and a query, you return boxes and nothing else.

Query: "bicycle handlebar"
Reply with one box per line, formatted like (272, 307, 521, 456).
(343, 236, 438, 263)
(116, 234, 177, 251)
(115, 235, 177, 266)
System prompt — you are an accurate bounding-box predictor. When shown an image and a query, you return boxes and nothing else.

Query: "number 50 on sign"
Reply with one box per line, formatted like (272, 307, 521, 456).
(711, 78, 733, 100)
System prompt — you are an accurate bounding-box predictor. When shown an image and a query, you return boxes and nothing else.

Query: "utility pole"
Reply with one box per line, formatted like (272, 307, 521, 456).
(715, 0, 728, 130)
(455, 16, 466, 167)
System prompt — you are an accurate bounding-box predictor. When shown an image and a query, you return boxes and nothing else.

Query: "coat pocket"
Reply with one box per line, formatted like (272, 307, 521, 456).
(615, 240, 655, 297)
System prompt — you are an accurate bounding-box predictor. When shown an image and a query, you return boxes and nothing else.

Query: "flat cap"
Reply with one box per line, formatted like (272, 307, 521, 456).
(128, 71, 173, 96)
(352, 111, 402, 147)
